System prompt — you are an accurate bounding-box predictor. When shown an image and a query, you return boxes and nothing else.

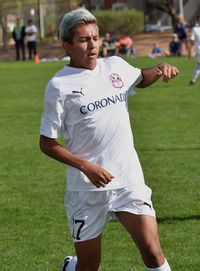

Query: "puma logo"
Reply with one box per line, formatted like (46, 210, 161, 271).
(72, 88, 84, 96)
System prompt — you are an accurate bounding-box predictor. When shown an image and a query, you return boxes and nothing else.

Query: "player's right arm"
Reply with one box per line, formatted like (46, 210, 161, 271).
(39, 135, 114, 188)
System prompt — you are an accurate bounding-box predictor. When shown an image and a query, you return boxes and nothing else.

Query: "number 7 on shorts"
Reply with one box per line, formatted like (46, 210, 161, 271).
(72, 218, 85, 240)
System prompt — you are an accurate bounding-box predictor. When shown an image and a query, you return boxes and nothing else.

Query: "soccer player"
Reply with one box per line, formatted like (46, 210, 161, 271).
(189, 16, 200, 85)
(39, 8, 179, 271)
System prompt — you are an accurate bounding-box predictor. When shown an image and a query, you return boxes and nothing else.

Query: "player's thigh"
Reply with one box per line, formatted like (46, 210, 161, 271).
(75, 235, 101, 271)
(65, 190, 109, 242)
(116, 212, 162, 252)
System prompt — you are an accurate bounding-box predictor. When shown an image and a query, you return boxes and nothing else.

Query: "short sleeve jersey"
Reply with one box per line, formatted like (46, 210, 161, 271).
(25, 25, 37, 42)
(40, 56, 145, 191)
(191, 26, 200, 61)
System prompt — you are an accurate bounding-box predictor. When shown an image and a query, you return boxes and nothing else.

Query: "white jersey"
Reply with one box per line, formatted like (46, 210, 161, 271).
(40, 56, 145, 191)
(191, 26, 200, 62)
(25, 25, 37, 42)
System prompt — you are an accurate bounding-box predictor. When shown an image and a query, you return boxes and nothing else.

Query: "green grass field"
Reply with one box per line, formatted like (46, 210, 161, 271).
(0, 57, 200, 271)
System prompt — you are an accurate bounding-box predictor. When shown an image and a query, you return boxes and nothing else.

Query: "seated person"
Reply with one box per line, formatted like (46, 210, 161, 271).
(149, 42, 162, 58)
(164, 33, 182, 56)
(101, 32, 117, 57)
(175, 15, 189, 54)
(115, 34, 134, 57)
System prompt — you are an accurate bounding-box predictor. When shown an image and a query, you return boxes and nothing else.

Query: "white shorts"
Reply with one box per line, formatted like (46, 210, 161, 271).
(64, 183, 155, 243)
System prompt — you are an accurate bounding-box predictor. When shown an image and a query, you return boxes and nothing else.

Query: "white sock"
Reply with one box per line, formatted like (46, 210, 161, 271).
(66, 256, 77, 271)
(192, 62, 200, 82)
(147, 258, 171, 271)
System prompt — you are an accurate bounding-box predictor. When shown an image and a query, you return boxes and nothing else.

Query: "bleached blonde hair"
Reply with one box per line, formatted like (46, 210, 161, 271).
(60, 8, 97, 43)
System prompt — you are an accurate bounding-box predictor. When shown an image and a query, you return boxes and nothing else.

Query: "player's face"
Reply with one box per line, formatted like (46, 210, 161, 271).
(63, 23, 100, 70)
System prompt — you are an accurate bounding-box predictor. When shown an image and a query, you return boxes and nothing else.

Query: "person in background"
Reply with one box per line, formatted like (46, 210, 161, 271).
(115, 34, 135, 57)
(149, 42, 162, 58)
(189, 16, 200, 85)
(164, 33, 182, 57)
(175, 15, 189, 55)
(12, 17, 26, 61)
(25, 19, 38, 60)
(101, 32, 117, 57)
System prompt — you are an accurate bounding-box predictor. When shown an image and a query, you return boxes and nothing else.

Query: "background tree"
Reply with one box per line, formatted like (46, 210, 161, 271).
(0, 1, 23, 50)
(0, 2, 12, 50)
(145, 0, 179, 30)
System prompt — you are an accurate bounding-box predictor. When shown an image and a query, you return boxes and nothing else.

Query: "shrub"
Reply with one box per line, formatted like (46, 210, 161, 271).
(92, 9, 143, 35)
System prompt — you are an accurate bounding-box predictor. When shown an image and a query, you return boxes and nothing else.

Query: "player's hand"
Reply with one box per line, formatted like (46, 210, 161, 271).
(156, 63, 179, 83)
(80, 161, 114, 188)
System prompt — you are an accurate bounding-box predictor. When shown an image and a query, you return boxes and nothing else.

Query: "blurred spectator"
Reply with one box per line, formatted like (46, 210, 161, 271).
(164, 33, 182, 57)
(156, 19, 162, 29)
(189, 16, 200, 84)
(175, 16, 189, 54)
(115, 34, 135, 57)
(12, 17, 26, 61)
(149, 42, 162, 58)
(101, 32, 117, 57)
(25, 19, 38, 60)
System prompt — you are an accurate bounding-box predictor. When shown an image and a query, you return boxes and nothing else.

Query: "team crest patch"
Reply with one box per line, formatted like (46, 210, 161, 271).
(110, 73, 124, 89)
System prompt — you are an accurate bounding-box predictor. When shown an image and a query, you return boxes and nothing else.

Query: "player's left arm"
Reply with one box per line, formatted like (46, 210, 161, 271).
(136, 63, 179, 88)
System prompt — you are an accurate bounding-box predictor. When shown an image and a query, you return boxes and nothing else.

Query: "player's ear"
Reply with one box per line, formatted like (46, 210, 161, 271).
(62, 41, 71, 55)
